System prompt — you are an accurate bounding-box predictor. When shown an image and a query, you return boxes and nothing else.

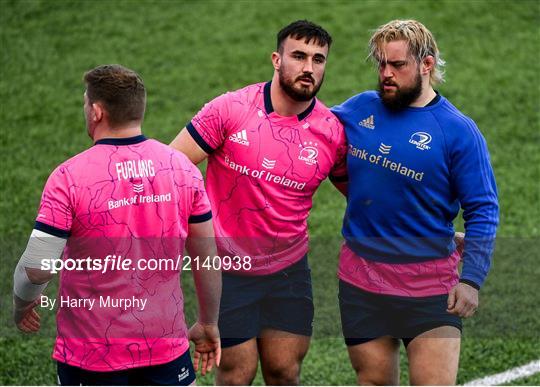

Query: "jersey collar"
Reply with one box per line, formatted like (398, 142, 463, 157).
(263, 81, 316, 121)
(94, 135, 147, 146)
(425, 91, 441, 107)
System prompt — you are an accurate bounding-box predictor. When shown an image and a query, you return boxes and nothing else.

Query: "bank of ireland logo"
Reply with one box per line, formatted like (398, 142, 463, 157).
(298, 141, 318, 165)
(229, 129, 250, 146)
(132, 178, 144, 193)
(262, 157, 276, 169)
(378, 143, 391, 154)
(409, 132, 432, 150)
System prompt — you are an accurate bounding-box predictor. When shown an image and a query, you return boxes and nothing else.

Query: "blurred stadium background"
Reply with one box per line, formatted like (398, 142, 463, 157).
(1, 0, 538, 384)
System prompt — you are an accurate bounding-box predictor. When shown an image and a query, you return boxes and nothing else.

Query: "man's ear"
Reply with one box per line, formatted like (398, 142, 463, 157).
(271, 51, 281, 71)
(92, 102, 104, 122)
(422, 55, 435, 76)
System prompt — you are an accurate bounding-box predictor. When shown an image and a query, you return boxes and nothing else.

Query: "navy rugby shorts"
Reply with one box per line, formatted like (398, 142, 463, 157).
(219, 255, 314, 348)
(339, 279, 462, 347)
(57, 349, 195, 386)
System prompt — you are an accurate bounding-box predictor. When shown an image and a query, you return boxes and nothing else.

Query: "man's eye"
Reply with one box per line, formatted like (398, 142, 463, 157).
(293, 54, 304, 60)
(314, 57, 325, 64)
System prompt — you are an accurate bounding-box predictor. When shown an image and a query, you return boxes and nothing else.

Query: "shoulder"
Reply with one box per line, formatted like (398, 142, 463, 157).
(236, 82, 266, 97)
(432, 97, 488, 152)
(218, 82, 264, 104)
(200, 82, 264, 115)
(160, 140, 203, 176)
(51, 147, 94, 175)
(331, 91, 379, 118)
(313, 99, 342, 126)
(42, 147, 93, 189)
(435, 97, 482, 137)
(146, 139, 191, 162)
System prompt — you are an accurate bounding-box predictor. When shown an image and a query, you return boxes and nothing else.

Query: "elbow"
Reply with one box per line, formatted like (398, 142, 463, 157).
(26, 267, 53, 284)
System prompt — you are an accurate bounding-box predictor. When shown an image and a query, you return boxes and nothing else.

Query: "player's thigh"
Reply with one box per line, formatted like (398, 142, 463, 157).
(347, 336, 400, 385)
(215, 338, 259, 386)
(260, 255, 314, 338)
(258, 328, 310, 384)
(219, 272, 264, 346)
(406, 326, 461, 385)
(339, 280, 396, 341)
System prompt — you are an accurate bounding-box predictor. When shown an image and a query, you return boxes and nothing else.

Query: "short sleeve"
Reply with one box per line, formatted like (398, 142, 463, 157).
(329, 121, 348, 182)
(186, 92, 233, 154)
(188, 165, 212, 223)
(35, 165, 73, 238)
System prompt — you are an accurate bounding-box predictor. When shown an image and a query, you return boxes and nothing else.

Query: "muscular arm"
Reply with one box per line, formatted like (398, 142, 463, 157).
(170, 128, 209, 165)
(186, 219, 221, 324)
(185, 219, 221, 374)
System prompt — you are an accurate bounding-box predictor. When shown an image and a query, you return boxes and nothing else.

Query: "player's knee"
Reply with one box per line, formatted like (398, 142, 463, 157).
(409, 371, 456, 386)
(357, 372, 398, 386)
(355, 367, 399, 386)
(263, 363, 300, 385)
(215, 364, 257, 386)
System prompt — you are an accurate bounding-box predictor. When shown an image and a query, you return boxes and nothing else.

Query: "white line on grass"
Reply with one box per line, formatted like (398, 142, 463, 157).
(465, 359, 540, 385)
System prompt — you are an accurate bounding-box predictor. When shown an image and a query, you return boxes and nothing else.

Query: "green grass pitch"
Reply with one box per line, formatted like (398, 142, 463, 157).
(1, 0, 539, 384)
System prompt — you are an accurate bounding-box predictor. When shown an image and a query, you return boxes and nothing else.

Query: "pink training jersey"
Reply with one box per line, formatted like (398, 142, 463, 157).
(188, 82, 347, 275)
(338, 243, 460, 297)
(35, 135, 211, 371)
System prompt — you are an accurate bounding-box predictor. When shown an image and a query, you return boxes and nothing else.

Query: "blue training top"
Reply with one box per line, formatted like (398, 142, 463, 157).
(332, 91, 499, 289)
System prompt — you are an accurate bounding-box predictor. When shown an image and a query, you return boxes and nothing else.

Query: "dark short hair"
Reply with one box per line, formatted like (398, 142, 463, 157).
(83, 64, 146, 127)
(277, 20, 332, 52)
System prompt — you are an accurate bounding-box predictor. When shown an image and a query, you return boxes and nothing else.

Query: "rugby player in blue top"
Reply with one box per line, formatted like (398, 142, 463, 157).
(332, 20, 499, 385)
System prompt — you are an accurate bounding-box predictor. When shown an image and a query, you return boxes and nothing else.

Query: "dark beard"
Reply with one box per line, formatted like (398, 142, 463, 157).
(378, 71, 422, 111)
(279, 70, 323, 102)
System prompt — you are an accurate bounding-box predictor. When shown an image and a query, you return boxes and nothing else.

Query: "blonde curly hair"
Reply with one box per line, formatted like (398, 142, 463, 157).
(368, 20, 445, 85)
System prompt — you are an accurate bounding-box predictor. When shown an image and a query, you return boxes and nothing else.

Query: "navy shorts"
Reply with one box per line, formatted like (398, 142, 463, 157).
(57, 349, 195, 386)
(219, 255, 314, 348)
(339, 280, 462, 347)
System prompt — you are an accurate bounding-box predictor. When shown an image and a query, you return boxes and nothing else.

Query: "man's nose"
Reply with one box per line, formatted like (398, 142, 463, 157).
(380, 63, 393, 79)
(303, 59, 314, 73)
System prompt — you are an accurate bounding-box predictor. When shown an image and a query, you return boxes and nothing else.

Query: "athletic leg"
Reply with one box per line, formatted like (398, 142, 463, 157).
(258, 329, 310, 385)
(215, 338, 259, 385)
(216, 272, 264, 385)
(347, 337, 400, 385)
(257, 256, 314, 385)
(406, 326, 461, 385)
(339, 280, 400, 384)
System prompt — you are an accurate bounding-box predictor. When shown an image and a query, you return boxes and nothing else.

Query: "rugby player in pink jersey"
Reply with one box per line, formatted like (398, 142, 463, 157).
(13, 65, 221, 385)
(171, 21, 347, 385)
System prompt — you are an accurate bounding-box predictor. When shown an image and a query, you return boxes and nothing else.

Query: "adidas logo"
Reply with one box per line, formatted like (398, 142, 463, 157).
(359, 115, 375, 129)
(229, 129, 249, 146)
